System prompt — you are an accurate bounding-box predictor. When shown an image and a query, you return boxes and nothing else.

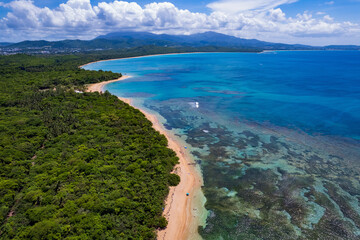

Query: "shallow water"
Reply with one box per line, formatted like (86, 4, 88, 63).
(84, 52, 360, 239)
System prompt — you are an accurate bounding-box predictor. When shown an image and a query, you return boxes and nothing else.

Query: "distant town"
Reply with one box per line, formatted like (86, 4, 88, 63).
(0, 46, 108, 55)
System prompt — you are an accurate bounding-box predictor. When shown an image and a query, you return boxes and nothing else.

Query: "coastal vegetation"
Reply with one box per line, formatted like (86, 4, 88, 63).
(0, 50, 180, 239)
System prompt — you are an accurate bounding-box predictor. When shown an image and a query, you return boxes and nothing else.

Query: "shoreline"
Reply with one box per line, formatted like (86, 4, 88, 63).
(78, 50, 351, 69)
(85, 75, 132, 94)
(80, 52, 228, 68)
(86, 76, 205, 240)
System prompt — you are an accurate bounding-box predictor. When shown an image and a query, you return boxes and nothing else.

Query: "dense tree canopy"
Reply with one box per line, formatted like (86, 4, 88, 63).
(0, 52, 180, 239)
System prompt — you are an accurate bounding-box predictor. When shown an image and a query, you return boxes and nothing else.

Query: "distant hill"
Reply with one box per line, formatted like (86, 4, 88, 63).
(95, 31, 316, 50)
(2, 31, 360, 52)
(0, 42, 12, 47)
(6, 38, 154, 50)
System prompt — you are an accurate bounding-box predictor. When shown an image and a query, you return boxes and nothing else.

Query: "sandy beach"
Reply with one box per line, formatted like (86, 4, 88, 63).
(86, 76, 204, 240)
(85, 75, 131, 94)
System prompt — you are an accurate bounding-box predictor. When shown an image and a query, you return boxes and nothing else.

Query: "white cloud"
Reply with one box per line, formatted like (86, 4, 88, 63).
(0, 0, 359, 45)
(207, 0, 298, 13)
(323, 15, 333, 22)
(325, 1, 335, 5)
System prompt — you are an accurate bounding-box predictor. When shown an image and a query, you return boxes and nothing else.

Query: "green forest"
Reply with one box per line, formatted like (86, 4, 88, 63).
(0, 48, 181, 239)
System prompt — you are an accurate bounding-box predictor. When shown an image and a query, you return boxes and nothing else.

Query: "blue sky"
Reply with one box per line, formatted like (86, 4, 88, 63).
(0, 0, 359, 45)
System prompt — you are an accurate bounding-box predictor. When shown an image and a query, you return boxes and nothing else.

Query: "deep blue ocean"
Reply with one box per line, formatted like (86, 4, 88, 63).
(85, 51, 360, 239)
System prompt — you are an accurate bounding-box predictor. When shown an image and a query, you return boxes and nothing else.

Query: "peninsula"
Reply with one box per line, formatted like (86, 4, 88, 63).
(86, 73, 205, 240)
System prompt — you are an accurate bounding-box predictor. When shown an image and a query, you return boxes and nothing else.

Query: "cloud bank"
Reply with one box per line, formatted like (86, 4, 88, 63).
(207, 0, 298, 13)
(0, 0, 359, 45)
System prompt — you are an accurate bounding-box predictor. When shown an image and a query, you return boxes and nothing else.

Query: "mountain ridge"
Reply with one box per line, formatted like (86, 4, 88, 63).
(2, 31, 360, 51)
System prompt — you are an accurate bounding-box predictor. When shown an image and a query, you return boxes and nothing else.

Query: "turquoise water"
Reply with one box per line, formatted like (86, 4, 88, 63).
(84, 52, 360, 239)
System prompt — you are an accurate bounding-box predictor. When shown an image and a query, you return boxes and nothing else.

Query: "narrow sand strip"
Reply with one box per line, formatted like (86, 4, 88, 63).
(85, 76, 131, 93)
(86, 76, 203, 240)
(79, 52, 204, 68)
